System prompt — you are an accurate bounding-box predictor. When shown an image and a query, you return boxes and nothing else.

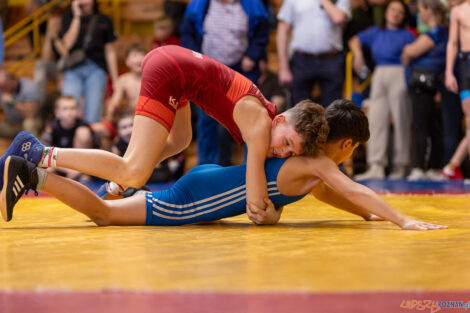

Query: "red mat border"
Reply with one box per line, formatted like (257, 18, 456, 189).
(1, 290, 469, 313)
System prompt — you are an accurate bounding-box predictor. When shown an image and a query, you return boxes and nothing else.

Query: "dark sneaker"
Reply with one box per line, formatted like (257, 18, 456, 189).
(0, 156, 39, 222)
(0, 131, 44, 190)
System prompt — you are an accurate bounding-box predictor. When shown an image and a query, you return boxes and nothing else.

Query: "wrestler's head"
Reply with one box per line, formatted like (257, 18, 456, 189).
(268, 100, 329, 158)
(323, 99, 370, 164)
(125, 44, 146, 74)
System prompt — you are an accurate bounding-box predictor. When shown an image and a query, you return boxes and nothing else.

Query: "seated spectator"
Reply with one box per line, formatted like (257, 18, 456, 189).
(151, 15, 180, 50)
(105, 44, 146, 120)
(34, 5, 67, 105)
(111, 112, 185, 183)
(350, 0, 415, 180)
(258, 58, 287, 113)
(0, 70, 42, 138)
(42, 95, 98, 181)
(401, 0, 447, 181)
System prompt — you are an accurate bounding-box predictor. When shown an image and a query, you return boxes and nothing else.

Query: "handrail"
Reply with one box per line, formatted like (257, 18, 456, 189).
(344, 51, 373, 100)
(4, 0, 71, 74)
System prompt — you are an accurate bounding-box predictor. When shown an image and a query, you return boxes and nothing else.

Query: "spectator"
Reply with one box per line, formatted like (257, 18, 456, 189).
(277, 0, 350, 107)
(401, 0, 447, 180)
(350, 0, 415, 179)
(42, 95, 97, 181)
(164, 0, 187, 37)
(34, 5, 67, 105)
(0, 70, 42, 137)
(105, 44, 146, 120)
(180, 0, 269, 166)
(151, 15, 180, 49)
(60, 0, 118, 124)
(445, 0, 470, 176)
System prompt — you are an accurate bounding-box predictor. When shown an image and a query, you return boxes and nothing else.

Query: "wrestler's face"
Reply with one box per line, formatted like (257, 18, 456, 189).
(268, 115, 304, 158)
(125, 50, 145, 74)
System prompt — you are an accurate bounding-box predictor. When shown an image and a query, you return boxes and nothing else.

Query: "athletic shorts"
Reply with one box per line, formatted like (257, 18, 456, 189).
(458, 52, 470, 101)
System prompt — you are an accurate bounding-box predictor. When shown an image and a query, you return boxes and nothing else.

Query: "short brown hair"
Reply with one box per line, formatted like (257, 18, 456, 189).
(55, 95, 78, 109)
(285, 100, 329, 156)
(325, 99, 370, 144)
(125, 44, 147, 59)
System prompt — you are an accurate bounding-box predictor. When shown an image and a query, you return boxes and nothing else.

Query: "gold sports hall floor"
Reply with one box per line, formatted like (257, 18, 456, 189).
(1, 190, 469, 313)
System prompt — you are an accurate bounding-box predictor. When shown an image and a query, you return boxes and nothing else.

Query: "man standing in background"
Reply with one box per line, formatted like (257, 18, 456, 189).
(277, 0, 351, 107)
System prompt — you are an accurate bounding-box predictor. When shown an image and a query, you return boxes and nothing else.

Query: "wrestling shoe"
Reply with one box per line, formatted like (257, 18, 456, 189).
(0, 156, 39, 222)
(0, 131, 44, 190)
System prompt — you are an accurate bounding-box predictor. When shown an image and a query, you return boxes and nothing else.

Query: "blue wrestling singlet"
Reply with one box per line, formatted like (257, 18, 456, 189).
(145, 158, 307, 226)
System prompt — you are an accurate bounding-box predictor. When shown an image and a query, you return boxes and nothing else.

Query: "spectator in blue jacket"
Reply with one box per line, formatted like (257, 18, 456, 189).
(401, 0, 448, 180)
(180, 0, 269, 166)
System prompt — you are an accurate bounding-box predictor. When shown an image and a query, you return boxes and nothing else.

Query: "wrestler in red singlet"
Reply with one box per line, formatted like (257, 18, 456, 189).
(135, 45, 276, 144)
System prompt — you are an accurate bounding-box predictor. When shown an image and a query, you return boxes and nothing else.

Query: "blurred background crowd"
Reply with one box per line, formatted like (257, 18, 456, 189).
(0, 0, 469, 184)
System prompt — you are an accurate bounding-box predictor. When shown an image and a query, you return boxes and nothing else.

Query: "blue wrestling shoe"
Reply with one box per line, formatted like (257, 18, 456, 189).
(0, 131, 44, 190)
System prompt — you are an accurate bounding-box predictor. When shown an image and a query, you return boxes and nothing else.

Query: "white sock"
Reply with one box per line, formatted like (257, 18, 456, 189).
(36, 168, 47, 191)
(38, 147, 58, 168)
(106, 181, 127, 196)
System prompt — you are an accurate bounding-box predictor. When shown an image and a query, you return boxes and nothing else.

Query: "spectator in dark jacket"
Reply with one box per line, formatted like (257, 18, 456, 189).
(180, 0, 269, 166)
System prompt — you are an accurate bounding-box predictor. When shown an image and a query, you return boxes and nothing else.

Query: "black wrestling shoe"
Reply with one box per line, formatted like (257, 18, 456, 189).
(0, 156, 39, 222)
(122, 185, 150, 198)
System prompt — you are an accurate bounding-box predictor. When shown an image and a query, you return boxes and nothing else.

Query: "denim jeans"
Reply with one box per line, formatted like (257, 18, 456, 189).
(62, 59, 107, 124)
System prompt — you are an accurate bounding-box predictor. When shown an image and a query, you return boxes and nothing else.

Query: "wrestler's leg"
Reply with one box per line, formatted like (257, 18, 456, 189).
(56, 115, 169, 188)
(156, 103, 192, 163)
(42, 171, 147, 226)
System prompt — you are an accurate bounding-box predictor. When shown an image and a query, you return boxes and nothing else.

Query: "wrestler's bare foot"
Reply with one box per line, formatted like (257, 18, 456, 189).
(363, 214, 385, 221)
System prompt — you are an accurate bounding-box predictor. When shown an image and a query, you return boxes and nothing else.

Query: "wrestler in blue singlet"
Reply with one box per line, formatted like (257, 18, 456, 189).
(145, 158, 307, 226)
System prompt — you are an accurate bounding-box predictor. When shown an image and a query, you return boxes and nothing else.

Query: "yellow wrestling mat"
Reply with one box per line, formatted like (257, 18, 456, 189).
(1, 194, 469, 293)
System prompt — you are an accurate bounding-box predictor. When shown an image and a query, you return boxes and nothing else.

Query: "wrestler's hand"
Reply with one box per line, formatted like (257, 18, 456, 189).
(247, 198, 281, 225)
(399, 218, 448, 231)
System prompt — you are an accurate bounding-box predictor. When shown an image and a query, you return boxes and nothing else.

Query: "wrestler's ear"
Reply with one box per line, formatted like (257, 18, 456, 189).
(341, 138, 353, 150)
(272, 114, 286, 127)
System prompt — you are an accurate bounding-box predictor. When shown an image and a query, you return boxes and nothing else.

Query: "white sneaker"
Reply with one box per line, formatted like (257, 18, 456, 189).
(407, 168, 427, 181)
(354, 164, 385, 180)
(388, 166, 407, 179)
(426, 169, 445, 181)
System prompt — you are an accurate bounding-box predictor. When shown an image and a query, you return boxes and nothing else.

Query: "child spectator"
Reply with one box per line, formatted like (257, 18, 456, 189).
(111, 112, 185, 183)
(105, 44, 146, 120)
(151, 15, 180, 50)
(42, 95, 98, 181)
(0, 70, 42, 138)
